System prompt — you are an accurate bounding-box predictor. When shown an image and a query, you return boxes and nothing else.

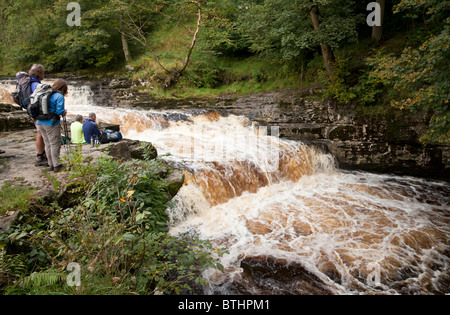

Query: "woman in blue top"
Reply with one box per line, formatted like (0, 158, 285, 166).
(36, 79, 68, 173)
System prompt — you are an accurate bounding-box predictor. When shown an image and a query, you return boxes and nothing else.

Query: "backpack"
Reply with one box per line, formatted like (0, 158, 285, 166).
(27, 84, 56, 121)
(11, 72, 40, 110)
(98, 130, 123, 144)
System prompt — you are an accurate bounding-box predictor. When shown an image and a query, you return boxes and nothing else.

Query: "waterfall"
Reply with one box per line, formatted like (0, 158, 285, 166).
(1, 80, 449, 295)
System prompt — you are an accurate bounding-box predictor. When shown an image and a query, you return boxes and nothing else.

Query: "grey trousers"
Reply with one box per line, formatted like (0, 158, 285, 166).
(37, 124, 62, 168)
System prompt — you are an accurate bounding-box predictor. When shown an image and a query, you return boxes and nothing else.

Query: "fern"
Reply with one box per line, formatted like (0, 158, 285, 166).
(22, 270, 65, 288)
(1, 254, 28, 276)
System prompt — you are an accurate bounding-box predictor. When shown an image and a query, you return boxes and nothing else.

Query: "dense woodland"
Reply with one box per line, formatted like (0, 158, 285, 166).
(0, 0, 448, 143)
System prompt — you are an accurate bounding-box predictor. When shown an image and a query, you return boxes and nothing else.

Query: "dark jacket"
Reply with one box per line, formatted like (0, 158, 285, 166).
(30, 76, 41, 93)
(83, 118, 101, 143)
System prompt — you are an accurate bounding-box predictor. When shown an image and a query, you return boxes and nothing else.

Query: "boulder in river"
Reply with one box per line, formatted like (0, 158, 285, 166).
(165, 169, 185, 199)
(107, 139, 158, 161)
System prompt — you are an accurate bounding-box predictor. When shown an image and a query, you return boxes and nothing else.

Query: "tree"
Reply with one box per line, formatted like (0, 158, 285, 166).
(116, 0, 205, 88)
(308, 1, 334, 77)
(237, 0, 361, 78)
(369, 2, 450, 145)
(106, 0, 159, 67)
(0, 0, 13, 27)
(119, 15, 132, 63)
(0, 0, 126, 71)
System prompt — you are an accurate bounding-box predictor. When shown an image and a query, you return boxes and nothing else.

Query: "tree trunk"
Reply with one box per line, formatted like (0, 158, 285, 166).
(119, 15, 132, 63)
(0, 0, 14, 27)
(179, 1, 202, 74)
(309, 3, 334, 78)
(372, 0, 386, 42)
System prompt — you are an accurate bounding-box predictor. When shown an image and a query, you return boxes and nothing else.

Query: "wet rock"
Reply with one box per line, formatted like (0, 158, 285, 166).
(208, 89, 449, 179)
(165, 169, 185, 199)
(0, 104, 34, 132)
(107, 139, 157, 161)
(109, 78, 133, 89)
(98, 122, 120, 132)
(0, 211, 21, 233)
(0, 103, 21, 113)
(235, 256, 334, 295)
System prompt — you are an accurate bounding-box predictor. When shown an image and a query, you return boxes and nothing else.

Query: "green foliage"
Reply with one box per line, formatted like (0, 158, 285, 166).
(1, 254, 28, 278)
(0, 147, 228, 295)
(325, 54, 385, 105)
(0, 181, 36, 215)
(184, 59, 224, 88)
(322, 1, 449, 146)
(200, 0, 251, 57)
(22, 270, 66, 288)
(369, 20, 450, 145)
(236, 0, 362, 63)
(0, 0, 128, 71)
(324, 57, 357, 104)
(393, 0, 450, 25)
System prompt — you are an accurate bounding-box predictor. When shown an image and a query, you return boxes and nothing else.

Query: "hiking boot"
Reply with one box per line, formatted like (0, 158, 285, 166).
(53, 165, 65, 173)
(35, 155, 48, 167)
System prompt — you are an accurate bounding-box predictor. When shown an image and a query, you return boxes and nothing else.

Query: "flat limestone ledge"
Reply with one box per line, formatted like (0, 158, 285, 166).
(74, 138, 157, 161)
(317, 139, 450, 179)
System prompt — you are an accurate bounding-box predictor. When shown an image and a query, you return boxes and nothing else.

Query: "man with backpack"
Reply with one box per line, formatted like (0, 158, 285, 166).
(29, 64, 47, 167)
(12, 64, 47, 167)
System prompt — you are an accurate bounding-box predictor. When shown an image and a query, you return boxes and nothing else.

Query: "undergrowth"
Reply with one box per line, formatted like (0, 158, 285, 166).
(0, 180, 36, 216)
(0, 146, 227, 295)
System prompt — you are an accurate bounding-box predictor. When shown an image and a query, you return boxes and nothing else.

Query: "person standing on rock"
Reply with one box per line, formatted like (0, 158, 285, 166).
(29, 64, 48, 167)
(36, 79, 68, 173)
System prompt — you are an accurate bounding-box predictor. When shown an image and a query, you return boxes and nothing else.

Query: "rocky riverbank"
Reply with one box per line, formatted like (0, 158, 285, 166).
(211, 89, 450, 180)
(102, 83, 449, 180)
(0, 127, 184, 190)
(2, 78, 449, 180)
(0, 103, 34, 132)
(0, 125, 185, 235)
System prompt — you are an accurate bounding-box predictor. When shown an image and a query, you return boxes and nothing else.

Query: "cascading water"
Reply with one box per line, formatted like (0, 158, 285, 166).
(1, 81, 449, 294)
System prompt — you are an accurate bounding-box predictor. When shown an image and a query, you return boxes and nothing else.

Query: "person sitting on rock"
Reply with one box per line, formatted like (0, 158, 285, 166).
(70, 115, 86, 144)
(83, 113, 101, 144)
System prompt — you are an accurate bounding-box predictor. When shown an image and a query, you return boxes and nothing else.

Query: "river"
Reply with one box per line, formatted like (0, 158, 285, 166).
(1, 80, 449, 295)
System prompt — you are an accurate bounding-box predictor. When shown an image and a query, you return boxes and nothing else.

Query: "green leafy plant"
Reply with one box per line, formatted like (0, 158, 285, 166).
(0, 181, 36, 215)
(1, 145, 228, 295)
(368, 21, 450, 145)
